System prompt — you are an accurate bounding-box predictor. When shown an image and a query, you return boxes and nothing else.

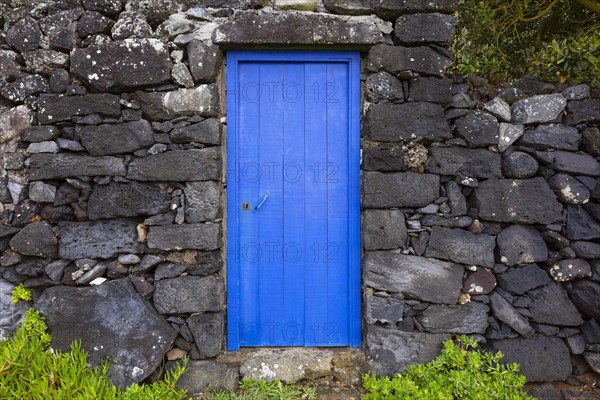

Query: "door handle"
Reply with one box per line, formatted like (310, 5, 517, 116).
(253, 192, 270, 213)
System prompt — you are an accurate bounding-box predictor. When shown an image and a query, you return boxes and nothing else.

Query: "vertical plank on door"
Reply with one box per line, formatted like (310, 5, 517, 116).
(258, 62, 285, 345)
(304, 63, 329, 346)
(326, 63, 350, 345)
(237, 62, 261, 346)
(282, 62, 306, 345)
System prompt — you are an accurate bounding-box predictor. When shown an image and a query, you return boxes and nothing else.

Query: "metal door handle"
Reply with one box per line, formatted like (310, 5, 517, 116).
(253, 192, 270, 213)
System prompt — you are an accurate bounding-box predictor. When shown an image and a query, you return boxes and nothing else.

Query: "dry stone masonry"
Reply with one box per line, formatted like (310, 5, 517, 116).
(0, 0, 599, 396)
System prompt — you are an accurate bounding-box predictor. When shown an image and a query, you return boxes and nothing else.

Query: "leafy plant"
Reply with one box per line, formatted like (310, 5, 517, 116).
(0, 297, 190, 400)
(362, 335, 534, 400)
(207, 379, 316, 400)
(451, 0, 600, 86)
(11, 283, 32, 304)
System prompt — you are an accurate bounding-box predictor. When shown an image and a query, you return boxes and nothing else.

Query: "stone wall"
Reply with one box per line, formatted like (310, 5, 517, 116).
(0, 0, 599, 394)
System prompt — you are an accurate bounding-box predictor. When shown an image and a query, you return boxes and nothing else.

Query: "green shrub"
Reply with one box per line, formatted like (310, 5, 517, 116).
(10, 283, 32, 304)
(362, 335, 534, 400)
(0, 295, 190, 400)
(451, 0, 600, 87)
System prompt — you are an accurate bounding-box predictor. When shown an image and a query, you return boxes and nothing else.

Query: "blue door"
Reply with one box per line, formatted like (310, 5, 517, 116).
(226, 51, 360, 349)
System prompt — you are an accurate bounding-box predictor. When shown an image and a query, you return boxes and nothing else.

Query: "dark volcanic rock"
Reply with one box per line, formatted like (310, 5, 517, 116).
(462, 268, 496, 295)
(9, 222, 58, 258)
(323, 0, 458, 20)
(545, 151, 600, 177)
(21, 126, 60, 143)
(6, 17, 41, 52)
(153, 276, 224, 314)
(111, 11, 153, 40)
(35, 279, 176, 388)
(565, 100, 600, 125)
(511, 94, 566, 124)
(417, 302, 489, 334)
(425, 226, 495, 267)
(213, 11, 383, 47)
(88, 182, 170, 219)
(394, 13, 456, 45)
(170, 119, 220, 144)
(426, 147, 501, 178)
(187, 251, 222, 277)
(184, 181, 222, 223)
(134, 85, 219, 120)
(0, 75, 49, 102)
(367, 44, 452, 76)
(39, 9, 81, 51)
(528, 282, 583, 326)
(28, 154, 126, 180)
(175, 360, 239, 396)
(71, 39, 171, 92)
(528, 384, 562, 400)
(127, 148, 221, 181)
(188, 41, 223, 83)
(568, 280, 600, 320)
(489, 292, 534, 337)
(58, 219, 142, 259)
(367, 326, 450, 376)
(37, 94, 120, 124)
(408, 77, 453, 104)
(549, 259, 591, 282)
(368, 101, 451, 142)
(362, 143, 406, 172)
(362, 209, 407, 250)
(497, 264, 550, 295)
(566, 205, 600, 240)
(362, 171, 439, 208)
(445, 180, 467, 216)
(548, 173, 590, 204)
(147, 223, 221, 251)
(489, 335, 571, 382)
(455, 110, 499, 147)
(502, 151, 539, 178)
(519, 124, 581, 151)
(571, 241, 600, 259)
(583, 127, 600, 157)
(82, 0, 123, 17)
(474, 178, 563, 224)
(364, 251, 463, 304)
(22, 50, 70, 76)
(496, 225, 547, 266)
(187, 312, 224, 358)
(365, 72, 404, 103)
(365, 294, 404, 324)
(81, 120, 154, 155)
(77, 10, 114, 37)
(0, 50, 21, 81)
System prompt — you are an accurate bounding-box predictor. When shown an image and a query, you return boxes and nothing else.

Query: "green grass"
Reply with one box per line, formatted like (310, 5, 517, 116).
(206, 379, 316, 400)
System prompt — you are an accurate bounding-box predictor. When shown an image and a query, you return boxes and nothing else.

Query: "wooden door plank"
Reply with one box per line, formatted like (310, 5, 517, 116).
(282, 62, 306, 345)
(257, 62, 285, 345)
(237, 62, 261, 346)
(303, 62, 330, 346)
(325, 63, 350, 345)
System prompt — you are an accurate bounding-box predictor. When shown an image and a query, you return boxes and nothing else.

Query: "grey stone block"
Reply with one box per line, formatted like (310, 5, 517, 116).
(364, 251, 463, 304)
(153, 276, 224, 314)
(147, 223, 221, 251)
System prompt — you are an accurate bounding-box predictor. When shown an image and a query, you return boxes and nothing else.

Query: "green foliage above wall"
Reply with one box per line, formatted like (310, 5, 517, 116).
(451, 0, 600, 87)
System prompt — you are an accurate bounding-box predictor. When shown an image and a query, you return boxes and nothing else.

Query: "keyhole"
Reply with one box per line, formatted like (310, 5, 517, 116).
(242, 203, 250, 211)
